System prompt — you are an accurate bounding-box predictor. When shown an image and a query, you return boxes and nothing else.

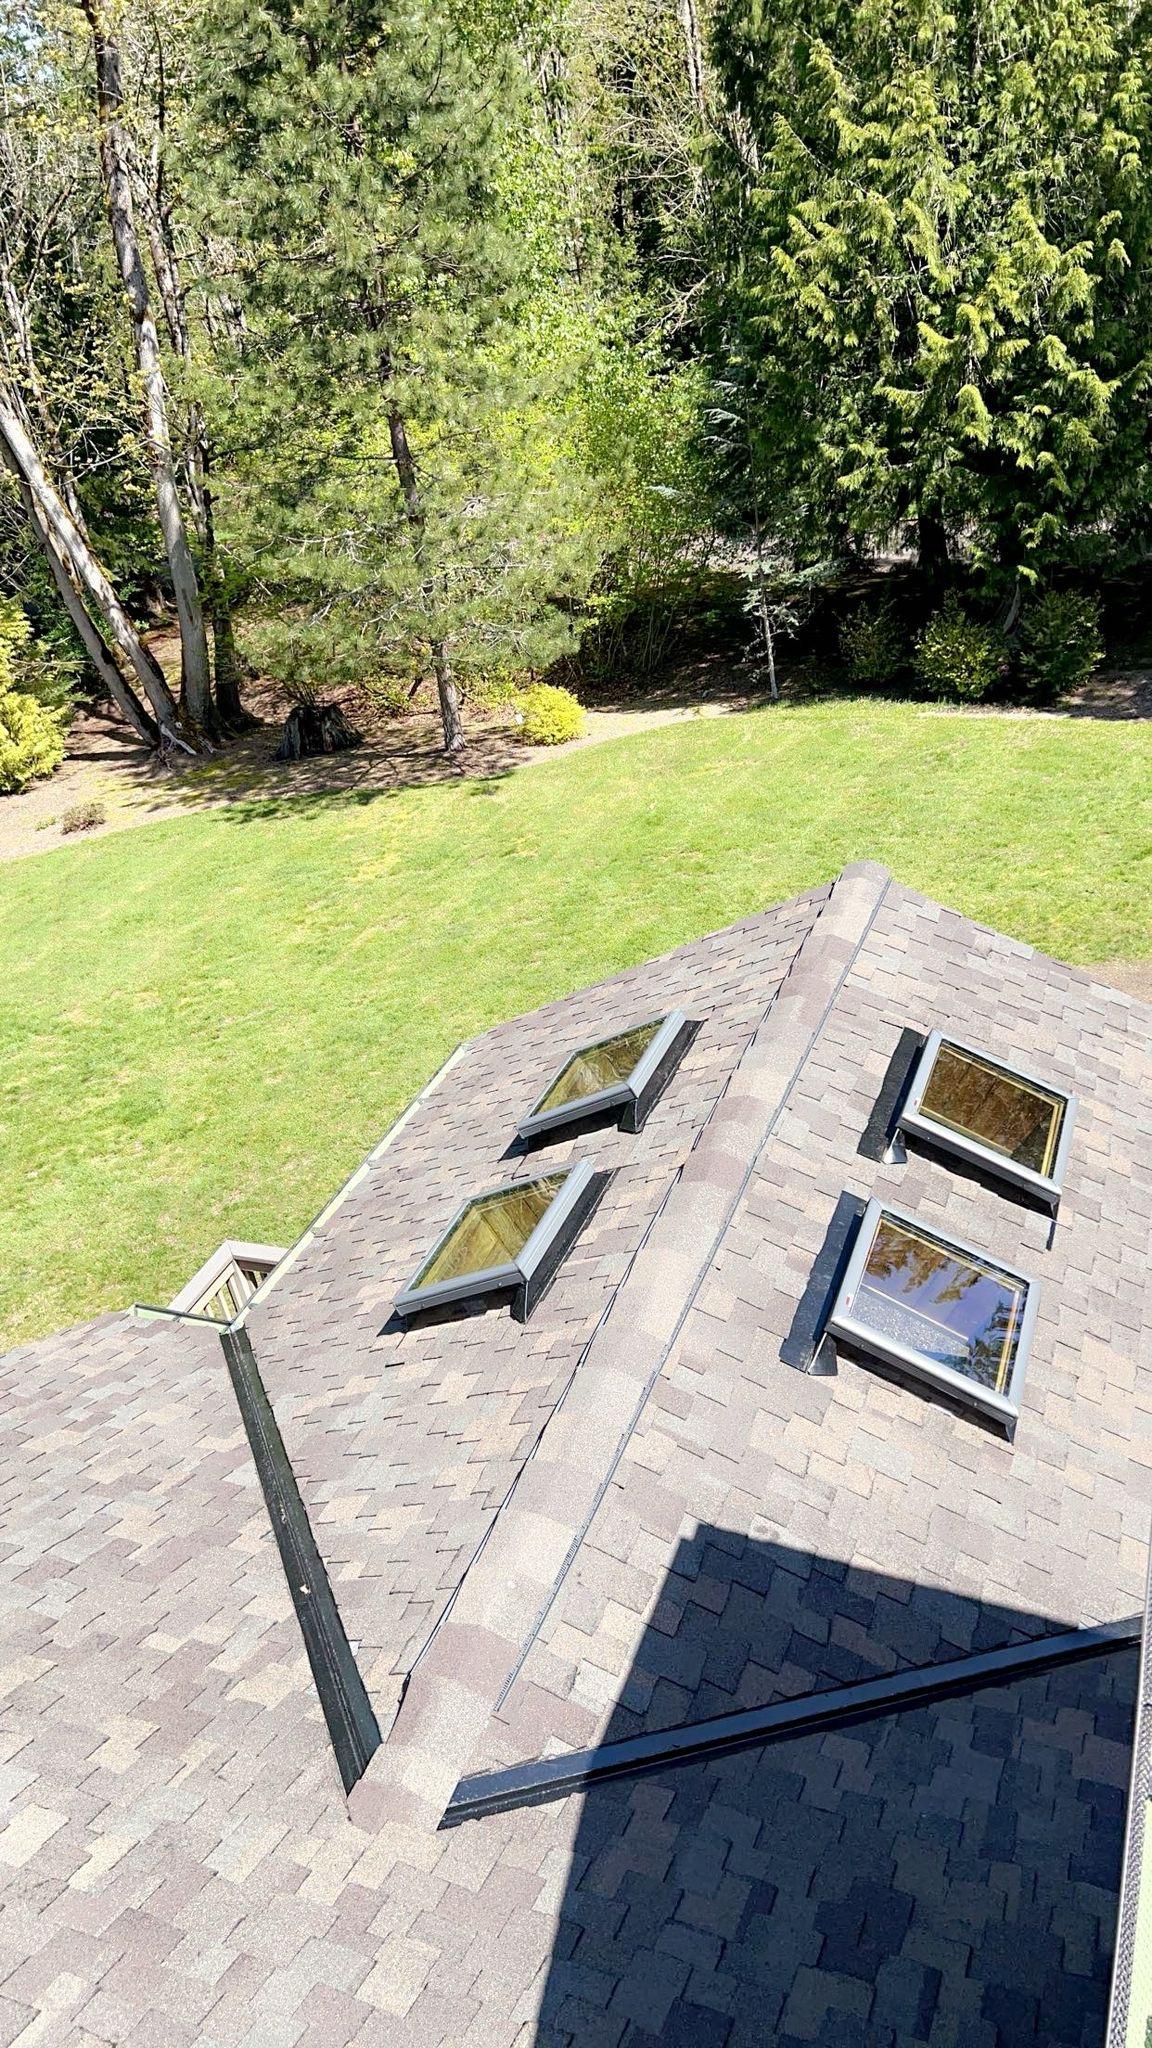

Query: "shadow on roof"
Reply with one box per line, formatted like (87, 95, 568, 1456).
(531, 1529, 1135, 2047)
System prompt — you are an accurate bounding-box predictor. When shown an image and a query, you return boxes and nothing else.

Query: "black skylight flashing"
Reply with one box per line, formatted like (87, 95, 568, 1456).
(857, 1026, 925, 1164)
(897, 1029, 1077, 1213)
(824, 1196, 1039, 1436)
(517, 1011, 698, 1143)
(393, 1159, 608, 1324)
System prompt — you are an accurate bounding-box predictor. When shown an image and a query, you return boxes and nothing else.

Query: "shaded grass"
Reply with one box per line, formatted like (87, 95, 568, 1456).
(2, 697, 1150, 1349)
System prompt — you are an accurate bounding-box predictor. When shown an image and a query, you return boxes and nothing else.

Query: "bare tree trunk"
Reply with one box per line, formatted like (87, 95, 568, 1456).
(0, 273, 92, 538)
(79, 0, 214, 730)
(141, 132, 252, 731)
(753, 579, 778, 701)
(386, 403, 463, 753)
(678, 0, 706, 109)
(0, 388, 190, 747)
(429, 643, 462, 753)
(12, 465, 159, 746)
(997, 577, 1023, 637)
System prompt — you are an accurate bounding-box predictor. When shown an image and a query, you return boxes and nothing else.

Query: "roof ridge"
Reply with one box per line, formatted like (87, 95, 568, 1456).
(348, 861, 892, 1833)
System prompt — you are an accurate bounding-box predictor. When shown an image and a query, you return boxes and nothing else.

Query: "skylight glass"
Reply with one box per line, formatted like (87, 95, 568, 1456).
(826, 1199, 1037, 1428)
(412, 1175, 567, 1290)
(535, 1022, 663, 1117)
(898, 1030, 1075, 1208)
(518, 1009, 695, 1140)
(394, 1159, 603, 1322)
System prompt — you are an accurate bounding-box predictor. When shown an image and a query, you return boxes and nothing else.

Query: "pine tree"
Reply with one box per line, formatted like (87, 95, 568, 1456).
(195, 0, 592, 750)
(708, 0, 1152, 584)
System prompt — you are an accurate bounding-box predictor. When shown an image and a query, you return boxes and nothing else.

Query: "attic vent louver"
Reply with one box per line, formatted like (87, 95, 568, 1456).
(168, 1240, 286, 1323)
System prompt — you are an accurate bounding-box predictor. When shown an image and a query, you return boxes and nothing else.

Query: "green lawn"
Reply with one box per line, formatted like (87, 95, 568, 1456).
(2, 697, 1150, 1350)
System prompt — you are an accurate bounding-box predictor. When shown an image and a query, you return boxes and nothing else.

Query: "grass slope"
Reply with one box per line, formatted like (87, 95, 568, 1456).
(2, 698, 1149, 1349)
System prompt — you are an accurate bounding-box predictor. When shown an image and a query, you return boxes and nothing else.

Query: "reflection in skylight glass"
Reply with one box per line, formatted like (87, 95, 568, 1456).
(413, 1175, 567, 1289)
(919, 1042, 1064, 1178)
(852, 1214, 1026, 1394)
(534, 1020, 664, 1116)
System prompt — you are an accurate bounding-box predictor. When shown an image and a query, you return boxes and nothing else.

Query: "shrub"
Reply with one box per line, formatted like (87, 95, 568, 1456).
(1018, 591, 1103, 703)
(361, 677, 414, 718)
(516, 683, 585, 746)
(61, 801, 106, 834)
(575, 334, 714, 686)
(914, 596, 1003, 703)
(0, 603, 68, 793)
(464, 665, 525, 712)
(839, 600, 907, 686)
(0, 689, 66, 792)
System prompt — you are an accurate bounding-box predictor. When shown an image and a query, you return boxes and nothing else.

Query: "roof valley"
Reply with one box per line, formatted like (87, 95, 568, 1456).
(348, 860, 893, 1832)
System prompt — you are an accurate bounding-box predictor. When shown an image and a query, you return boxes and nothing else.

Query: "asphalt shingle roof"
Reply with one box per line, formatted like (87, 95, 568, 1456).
(246, 880, 827, 1726)
(4, 859, 1151, 2046)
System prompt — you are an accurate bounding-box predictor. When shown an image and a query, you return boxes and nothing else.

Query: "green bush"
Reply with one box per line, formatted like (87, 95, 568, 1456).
(0, 690, 66, 793)
(839, 600, 907, 686)
(914, 596, 1003, 703)
(463, 664, 525, 712)
(0, 601, 68, 793)
(517, 682, 585, 746)
(1018, 591, 1103, 703)
(361, 676, 414, 718)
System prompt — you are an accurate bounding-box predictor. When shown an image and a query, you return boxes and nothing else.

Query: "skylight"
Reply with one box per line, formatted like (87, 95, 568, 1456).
(825, 1199, 1037, 1430)
(518, 1009, 696, 1140)
(394, 1159, 604, 1322)
(168, 1240, 286, 1323)
(898, 1030, 1075, 1209)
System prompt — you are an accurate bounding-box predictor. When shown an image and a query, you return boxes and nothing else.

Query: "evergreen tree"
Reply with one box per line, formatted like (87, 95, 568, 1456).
(708, 0, 1152, 584)
(195, 0, 593, 750)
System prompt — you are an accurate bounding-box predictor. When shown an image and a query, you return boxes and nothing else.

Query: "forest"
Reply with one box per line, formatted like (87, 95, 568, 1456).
(2, 0, 1152, 780)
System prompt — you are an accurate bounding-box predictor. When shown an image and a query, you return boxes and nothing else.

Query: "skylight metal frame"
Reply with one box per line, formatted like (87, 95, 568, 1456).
(517, 1009, 696, 1142)
(897, 1029, 1076, 1212)
(825, 1196, 1039, 1432)
(393, 1158, 602, 1322)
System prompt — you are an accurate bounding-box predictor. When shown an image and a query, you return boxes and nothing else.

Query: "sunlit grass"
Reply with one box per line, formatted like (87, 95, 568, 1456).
(2, 696, 1149, 1348)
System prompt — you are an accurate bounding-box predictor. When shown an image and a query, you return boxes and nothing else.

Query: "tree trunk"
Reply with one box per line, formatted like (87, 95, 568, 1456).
(0, 388, 189, 746)
(80, 0, 214, 730)
(916, 505, 950, 581)
(997, 577, 1023, 637)
(14, 467, 159, 746)
(0, 269, 92, 537)
(275, 700, 362, 760)
(386, 402, 463, 753)
(678, 0, 705, 109)
(430, 644, 463, 754)
(196, 437, 254, 729)
(140, 124, 252, 729)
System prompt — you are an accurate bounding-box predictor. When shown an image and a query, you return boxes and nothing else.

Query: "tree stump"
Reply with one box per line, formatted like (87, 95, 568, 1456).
(275, 702, 363, 761)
